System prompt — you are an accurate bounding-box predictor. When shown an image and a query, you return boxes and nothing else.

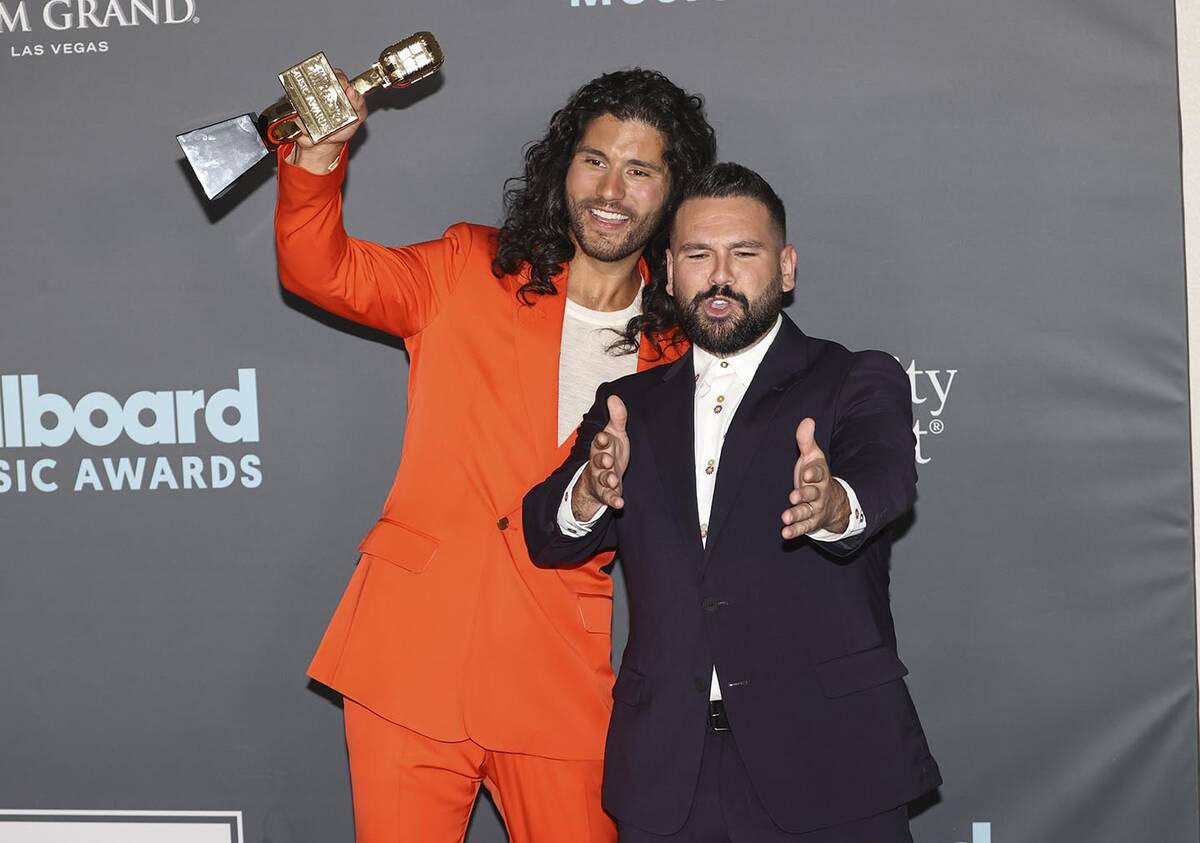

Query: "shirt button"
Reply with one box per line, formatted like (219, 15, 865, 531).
(702, 597, 719, 614)
(693, 677, 707, 694)
(497, 517, 509, 530)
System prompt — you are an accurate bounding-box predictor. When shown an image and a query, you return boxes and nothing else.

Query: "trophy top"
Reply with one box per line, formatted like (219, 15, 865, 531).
(377, 32, 444, 88)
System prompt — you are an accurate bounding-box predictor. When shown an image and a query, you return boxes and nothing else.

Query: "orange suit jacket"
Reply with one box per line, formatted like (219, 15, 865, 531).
(275, 149, 684, 760)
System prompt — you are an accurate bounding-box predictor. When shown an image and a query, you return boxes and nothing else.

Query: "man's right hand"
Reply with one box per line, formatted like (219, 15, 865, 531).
(291, 68, 368, 174)
(572, 395, 631, 521)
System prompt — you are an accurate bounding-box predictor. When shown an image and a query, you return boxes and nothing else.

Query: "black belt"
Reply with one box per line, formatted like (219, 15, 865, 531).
(708, 699, 731, 732)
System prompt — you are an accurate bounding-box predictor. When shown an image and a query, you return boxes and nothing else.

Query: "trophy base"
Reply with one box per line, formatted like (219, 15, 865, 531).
(177, 114, 270, 201)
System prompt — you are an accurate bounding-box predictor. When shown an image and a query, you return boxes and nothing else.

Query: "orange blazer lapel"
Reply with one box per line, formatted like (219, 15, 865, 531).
(513, 267, 569, 470)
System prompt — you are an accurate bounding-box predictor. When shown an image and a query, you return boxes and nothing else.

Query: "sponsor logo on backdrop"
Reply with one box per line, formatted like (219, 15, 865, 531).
(570, 0, 724, 7)
(0, 811, 242, 842)
(0, 368, 261, 494)
(1, 0, 197, 59)
(902, 359, 957, 465)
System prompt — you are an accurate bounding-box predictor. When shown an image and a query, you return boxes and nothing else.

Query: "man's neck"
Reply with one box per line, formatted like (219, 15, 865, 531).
(565, 248, 643, 312)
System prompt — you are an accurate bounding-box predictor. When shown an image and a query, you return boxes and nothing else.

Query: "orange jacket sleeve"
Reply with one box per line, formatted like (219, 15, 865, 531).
(274, 146, 474, 339)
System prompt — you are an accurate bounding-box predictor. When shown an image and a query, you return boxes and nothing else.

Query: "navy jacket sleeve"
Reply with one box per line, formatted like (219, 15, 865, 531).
(825, 351, 918, 556)
(523, 384, 621, 568)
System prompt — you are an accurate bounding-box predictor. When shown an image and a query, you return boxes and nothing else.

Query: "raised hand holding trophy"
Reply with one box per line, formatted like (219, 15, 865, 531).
(177, 32, 444, 201)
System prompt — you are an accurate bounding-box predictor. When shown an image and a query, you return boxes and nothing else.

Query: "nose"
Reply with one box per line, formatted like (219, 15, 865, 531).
(708, 252, 735, 289)
(597, 168, 625, 203)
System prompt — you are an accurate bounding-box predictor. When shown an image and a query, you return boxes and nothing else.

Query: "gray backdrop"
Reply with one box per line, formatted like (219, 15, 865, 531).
(0, 1, 1196, 841)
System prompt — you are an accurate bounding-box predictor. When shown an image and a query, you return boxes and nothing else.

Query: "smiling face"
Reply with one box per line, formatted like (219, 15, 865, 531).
(564, 113, 672, 263)
(667, 195, 797, 356)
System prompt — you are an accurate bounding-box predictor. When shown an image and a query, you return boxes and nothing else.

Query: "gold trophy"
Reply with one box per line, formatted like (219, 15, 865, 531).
(178, 33, 444, 201)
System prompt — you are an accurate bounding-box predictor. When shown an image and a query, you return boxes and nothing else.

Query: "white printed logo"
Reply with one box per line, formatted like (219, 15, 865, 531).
(902, 359, 957, 465)
(0, 368, 262, 494)
(2, 0, 199, 59)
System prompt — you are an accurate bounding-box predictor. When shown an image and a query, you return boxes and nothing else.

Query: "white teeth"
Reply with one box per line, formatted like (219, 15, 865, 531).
(591, 209, 629, 222)
(710, 299, 730, 309)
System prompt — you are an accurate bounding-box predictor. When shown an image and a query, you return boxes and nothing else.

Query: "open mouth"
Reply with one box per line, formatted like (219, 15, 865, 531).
(589, 207, 632, 229)
(702, 296, 740, 318)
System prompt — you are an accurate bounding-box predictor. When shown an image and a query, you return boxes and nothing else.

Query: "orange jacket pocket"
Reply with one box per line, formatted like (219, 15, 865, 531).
(358, 518, 440, 574)
(577, 592, 613, 634)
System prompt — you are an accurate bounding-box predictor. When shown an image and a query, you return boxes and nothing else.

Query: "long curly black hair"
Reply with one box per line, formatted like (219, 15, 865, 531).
(492, 68, 717, 359)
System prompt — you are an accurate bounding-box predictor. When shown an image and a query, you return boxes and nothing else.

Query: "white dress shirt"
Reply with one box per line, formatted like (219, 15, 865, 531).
(557, 316, 865, 701)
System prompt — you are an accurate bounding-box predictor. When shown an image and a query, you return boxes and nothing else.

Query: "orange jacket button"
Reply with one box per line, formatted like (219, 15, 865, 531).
(497, 517, 510, 530)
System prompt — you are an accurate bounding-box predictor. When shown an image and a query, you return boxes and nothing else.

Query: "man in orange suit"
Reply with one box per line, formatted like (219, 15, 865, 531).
(274, 68, 717, 842)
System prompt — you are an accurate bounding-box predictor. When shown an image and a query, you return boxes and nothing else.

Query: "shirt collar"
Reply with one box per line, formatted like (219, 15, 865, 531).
(693, 315, 783, 385)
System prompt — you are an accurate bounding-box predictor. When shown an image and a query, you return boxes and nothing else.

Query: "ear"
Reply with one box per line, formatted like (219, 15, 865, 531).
(665, 248, 676, 297)
(780, 244, 797, 293)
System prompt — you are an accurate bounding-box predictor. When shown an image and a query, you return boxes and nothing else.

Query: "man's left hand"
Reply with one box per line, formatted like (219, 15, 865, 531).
(781, 418, 850, 540)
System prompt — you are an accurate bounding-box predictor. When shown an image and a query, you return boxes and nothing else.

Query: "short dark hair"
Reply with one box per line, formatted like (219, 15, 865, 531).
(675, 162, 787, 241)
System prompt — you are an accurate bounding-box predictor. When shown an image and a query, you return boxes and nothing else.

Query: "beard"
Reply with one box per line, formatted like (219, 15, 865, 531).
(566, 195, 665, 263)
(676, 277, 785, 356)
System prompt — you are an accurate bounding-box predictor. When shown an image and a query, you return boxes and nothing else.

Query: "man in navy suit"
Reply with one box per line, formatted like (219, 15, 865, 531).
(523, 163, 941, 842)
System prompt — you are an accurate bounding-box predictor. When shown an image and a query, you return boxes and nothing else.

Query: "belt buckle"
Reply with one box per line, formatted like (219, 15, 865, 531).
(708, 700, 731, 732)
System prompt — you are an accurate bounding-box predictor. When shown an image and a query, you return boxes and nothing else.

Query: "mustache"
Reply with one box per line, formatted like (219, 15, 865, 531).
(691, 284, 749, 309)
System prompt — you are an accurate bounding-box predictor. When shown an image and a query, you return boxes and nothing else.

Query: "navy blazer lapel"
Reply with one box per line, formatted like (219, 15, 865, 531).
(702, 317, 812, 573)
(642, 350, 706, 564)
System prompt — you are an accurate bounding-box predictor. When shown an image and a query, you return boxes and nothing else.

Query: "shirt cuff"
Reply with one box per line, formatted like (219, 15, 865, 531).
(807, 478, 867, 542)
(556, 463, 608, 537)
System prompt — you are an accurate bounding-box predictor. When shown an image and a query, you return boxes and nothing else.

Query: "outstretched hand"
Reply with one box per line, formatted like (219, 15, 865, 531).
(780, 418, 849, 540)
(572, 395, 630, 521)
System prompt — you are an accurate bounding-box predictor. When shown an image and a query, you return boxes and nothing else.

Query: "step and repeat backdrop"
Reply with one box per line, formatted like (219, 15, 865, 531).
(0, 1, 1195, 841)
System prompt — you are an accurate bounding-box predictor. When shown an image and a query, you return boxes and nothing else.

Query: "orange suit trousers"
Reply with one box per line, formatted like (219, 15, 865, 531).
(344, 699, 613, 843)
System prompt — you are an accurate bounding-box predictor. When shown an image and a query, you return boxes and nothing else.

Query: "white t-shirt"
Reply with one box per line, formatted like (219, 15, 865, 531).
(557, 295, 642, 445)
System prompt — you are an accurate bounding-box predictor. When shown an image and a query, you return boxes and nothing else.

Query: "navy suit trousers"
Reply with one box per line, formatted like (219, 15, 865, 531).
(617, 725, 913, 843)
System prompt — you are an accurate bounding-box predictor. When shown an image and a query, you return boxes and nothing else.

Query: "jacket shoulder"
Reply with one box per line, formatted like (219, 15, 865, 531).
(805, 334, 904, 380)
(439, 222, 500, 259)
(603, 356, 687, 402)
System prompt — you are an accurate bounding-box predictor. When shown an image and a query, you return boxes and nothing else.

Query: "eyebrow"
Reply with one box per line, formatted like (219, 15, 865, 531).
(678, 239, 768, 251)
(576, 146, 665, 173)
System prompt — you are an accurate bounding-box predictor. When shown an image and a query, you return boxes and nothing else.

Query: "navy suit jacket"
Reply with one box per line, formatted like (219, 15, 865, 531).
(523, 316, 942, 835)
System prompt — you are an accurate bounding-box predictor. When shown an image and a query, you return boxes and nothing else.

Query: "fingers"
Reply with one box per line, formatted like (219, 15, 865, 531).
(581, 395, 630, 510)
(591, 447, 614, 471)
(333, 67, 368, 122)
(795, 417, 817, 455)
(785, 418, 831, 537)
(787, 485, 820, 506)
(587, 426, 624, 508)
(589, 464, 624, 509)
(801, 463, 826, 485)
(792, 416, 830, 491)
(781, 500, 817, 527)
(607, 395, 628, 435)
(780, 500, 819, 539)
(598, 487, 625, 510)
